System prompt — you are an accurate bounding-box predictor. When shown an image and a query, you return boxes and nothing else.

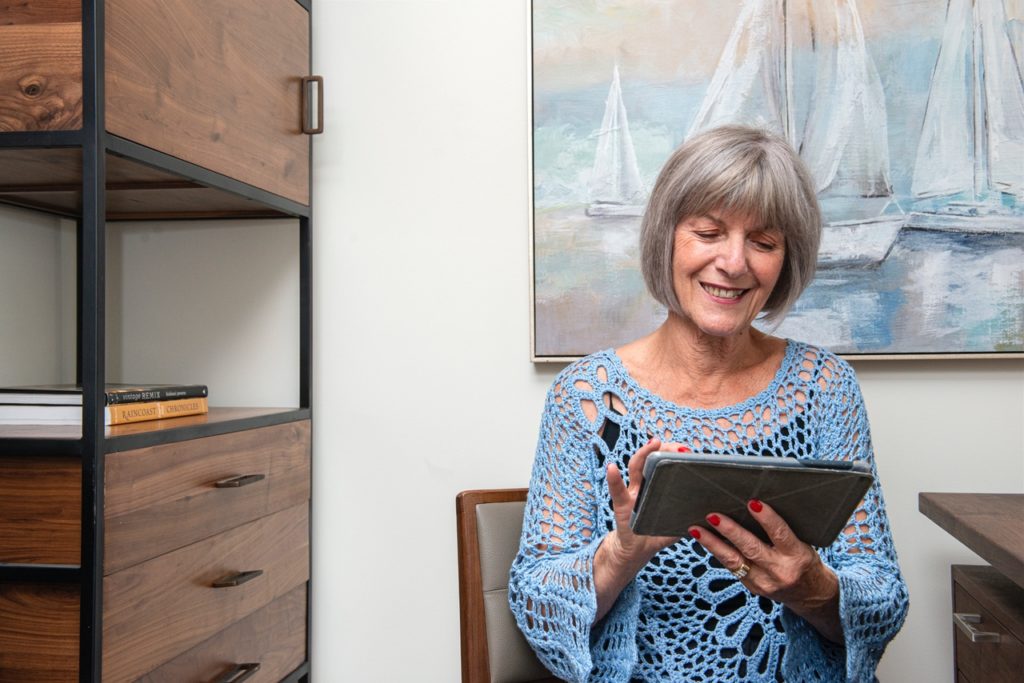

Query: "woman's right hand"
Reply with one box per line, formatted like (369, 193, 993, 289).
(593, 438, 681, 620)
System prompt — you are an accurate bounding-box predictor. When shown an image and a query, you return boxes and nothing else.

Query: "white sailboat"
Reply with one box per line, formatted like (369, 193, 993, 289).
(908, 0, 1024, 233)
(689, 0, 904, 268)
(587, 64, 646, 217)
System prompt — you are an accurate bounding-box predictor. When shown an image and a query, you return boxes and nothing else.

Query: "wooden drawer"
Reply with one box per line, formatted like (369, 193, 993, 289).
(103, 502, 308, 682)
(952, 565, 1024, 683)
(0, 582, 79, 682)
(105, 420, 310, 573)
(106, 0, 311, 204)
(0, 455, 80, 564)
(139, 583, 306, 682)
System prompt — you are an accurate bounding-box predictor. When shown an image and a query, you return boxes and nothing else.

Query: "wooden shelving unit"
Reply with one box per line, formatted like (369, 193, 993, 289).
(0, 1, 316, 680)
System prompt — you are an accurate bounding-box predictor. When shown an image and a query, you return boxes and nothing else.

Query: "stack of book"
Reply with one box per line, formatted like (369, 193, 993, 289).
(0, 383, 209, 426)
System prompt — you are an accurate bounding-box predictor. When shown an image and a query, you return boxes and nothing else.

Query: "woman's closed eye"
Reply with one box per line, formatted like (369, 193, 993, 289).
(750, 234, 781, 251)
(694, 229, 722, 240)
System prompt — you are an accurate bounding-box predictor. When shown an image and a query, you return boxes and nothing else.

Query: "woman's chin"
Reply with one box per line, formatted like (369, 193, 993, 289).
(687, 314, 756, 340)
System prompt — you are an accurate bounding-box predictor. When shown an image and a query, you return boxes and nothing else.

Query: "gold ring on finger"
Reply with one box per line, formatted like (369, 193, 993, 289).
(730, 562, 751, 580)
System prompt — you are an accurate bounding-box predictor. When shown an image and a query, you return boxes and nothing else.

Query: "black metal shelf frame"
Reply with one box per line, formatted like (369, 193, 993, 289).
(0, 1, 315, 680)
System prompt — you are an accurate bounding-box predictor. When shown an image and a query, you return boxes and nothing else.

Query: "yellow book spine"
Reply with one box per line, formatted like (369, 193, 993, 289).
(105, 397, 209, 425)
(157, 397, 208, 419)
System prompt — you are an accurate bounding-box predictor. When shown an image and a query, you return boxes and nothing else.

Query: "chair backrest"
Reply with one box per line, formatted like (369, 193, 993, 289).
(456, 489, 560, 683)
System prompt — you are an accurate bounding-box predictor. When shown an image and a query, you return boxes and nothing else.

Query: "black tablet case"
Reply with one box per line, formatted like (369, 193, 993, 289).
(629, 456, 873, 547)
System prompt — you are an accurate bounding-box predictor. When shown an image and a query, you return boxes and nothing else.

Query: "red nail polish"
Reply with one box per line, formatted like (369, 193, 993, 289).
(749, 499, 763, 513)
(689, 529, 701, 540)
(707, 514, 720, 526)
(677, 446, 690, 452)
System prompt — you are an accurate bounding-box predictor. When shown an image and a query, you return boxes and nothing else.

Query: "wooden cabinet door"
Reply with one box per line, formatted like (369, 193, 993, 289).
(105, 0, 311, 204)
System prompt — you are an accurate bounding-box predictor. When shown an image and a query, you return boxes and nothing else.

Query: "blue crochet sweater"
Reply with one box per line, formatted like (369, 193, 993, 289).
(509, 341, 908, 682)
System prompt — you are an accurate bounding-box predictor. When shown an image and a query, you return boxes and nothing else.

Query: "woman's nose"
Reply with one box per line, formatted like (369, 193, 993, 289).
(715, 236, 748, 277)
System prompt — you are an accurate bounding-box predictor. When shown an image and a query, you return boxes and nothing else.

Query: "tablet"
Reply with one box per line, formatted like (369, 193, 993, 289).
(629, 452, 873, 547)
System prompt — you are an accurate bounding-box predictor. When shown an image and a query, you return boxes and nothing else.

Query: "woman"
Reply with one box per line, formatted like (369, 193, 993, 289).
(509, 125, 908, 682)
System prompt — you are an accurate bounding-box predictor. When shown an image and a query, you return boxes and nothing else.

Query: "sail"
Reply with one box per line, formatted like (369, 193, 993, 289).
(588, 64, 644, 206)
(979, 0, 1024, 198)
(912, 0, 983, 198)
(688, 0, 788, 138)
(799, 0, 892, 197)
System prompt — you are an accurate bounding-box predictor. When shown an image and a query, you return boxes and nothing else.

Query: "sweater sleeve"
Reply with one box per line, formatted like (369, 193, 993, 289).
(782, 354, 909, 682)
(508, 367, 641, 683)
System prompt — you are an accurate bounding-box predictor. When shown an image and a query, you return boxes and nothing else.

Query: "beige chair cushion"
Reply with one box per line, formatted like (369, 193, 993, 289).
(476, 501, 553, 683)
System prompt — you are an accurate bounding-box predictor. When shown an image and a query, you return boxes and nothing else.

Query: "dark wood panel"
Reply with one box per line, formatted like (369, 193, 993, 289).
(0, 582, 78, 682)
(0, 456, 80, 564)
(105, 0, 310, 204)
(102, 502, 309, 682)
(0, 0, 81, 24)
(105, 420, 310, 572)
(0, 21, 82, 131)
(139, 584, 306, 682)
(954, 565, 1024, 644)
(0, 149, 292, 218)
(954, 578, 1024, 683)
(0, 186, 291, 219)
(920, 493, 1024, 589)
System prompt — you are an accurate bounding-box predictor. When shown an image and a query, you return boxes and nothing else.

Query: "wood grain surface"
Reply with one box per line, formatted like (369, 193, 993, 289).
(0, 455, 80, 564)
(0, 9, 82, 131)
(0, 0, 81, 24)
(102, 502, 309, 681)
(138, 584, 306, 682)
(105, 0, 310, 203)
(954, 569, 1024, 683)
(0, 582, 79, 682)
(104, 420, 310, 573)
(919, 493, 1024, 589)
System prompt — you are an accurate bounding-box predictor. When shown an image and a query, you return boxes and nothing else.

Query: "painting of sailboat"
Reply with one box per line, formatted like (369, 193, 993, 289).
(587, 64, 647, 217)
(531, 0, 1024, 359)
(908, 0, 1024, 233)
(687, 0, 904, 268)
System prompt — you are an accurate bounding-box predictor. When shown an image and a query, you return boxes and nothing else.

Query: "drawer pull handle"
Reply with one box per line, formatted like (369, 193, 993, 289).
(302, 75, 324, 134)
(214, 473, 266, 488)
(953, 612, 1001, 643)
(214, 662, 261, 683)
(212, 569, 264, 588)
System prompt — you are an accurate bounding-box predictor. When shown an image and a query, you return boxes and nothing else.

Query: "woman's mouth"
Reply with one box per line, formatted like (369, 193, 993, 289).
(702, 284, 747, 300)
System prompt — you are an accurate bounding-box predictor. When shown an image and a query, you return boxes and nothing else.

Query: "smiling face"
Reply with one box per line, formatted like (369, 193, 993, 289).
(671, 208, 786, 339)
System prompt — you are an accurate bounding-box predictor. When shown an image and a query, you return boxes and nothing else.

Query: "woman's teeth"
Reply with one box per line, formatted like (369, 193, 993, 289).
(704, 285, 744, 299)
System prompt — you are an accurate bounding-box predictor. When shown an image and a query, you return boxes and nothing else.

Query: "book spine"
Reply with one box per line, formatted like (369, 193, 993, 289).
(104, 385, 208, 405)
(105, 397, 209, 425)
(157, 397, 208, 420)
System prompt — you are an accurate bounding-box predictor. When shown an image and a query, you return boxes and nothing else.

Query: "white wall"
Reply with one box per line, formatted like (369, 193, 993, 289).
(107, 220, 300, 407)
(0, 205, 75, 386)
(313, 2, 1024, 682)
(0, 213, 300, 406)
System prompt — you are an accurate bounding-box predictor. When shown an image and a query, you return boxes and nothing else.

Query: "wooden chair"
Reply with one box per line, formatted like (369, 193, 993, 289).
(456, 489, 562, 683)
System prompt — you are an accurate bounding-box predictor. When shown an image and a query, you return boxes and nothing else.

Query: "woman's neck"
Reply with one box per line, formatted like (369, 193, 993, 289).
(617, 313, 785, 408)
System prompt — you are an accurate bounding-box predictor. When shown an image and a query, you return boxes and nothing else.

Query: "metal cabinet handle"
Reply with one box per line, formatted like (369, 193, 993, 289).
(212, 569, 264, 588)
(302, 75, 324, 134)
(953, 612, 1001, 643)
(213, 662, 261, 683)
(214, 473, 266, 488)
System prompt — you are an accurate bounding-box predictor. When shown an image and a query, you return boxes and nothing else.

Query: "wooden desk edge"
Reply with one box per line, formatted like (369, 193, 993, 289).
(919, 492, 1024, 590)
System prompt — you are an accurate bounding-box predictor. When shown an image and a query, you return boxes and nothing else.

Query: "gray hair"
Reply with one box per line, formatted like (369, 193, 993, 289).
(639, 125, 821, 324)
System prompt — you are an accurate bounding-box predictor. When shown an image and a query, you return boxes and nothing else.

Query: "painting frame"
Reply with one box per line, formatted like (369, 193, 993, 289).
(528, 0, 1024, 363)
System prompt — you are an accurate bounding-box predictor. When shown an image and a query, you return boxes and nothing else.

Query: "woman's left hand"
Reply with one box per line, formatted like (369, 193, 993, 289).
(688, 500, 844, 643)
